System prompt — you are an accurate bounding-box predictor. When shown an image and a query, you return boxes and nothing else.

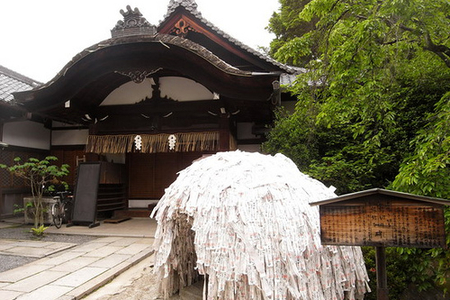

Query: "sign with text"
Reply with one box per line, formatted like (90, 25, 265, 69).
(312, 189, 449, 248)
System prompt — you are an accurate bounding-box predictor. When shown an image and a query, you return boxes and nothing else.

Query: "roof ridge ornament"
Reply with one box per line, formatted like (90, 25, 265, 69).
(166, 0, 201, 17)
(111, 5, 157, 38)
(171, 17, 198, 37)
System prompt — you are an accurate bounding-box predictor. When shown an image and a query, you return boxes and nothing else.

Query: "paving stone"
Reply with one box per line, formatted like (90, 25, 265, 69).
(4, 270, 67, 293)
(0, 264, 51, 283)
(135, 238, 154, 245)
(65, 250, 154, 299)
(35, 250, 84, 266)
(12, 241, 52, 248)
(44, 242, 76, 250)
(5, 246, 53, 258)
(89, 254, 129, 268)
(50, 256, 99, 272)
(0, 240, 16, 251)
(108, 237, 140, 246)
(0, 290, 23, 300)
(56, 296, 75, 300)
(52, 266, 108, 287)
(92, 236, 123, 243)
(115, 243, 152, 255)
(15, 284, 73, 300)
(82, 246, 123, 258)
(0, 245, 15, 251)
(0, 220, 157, 299)
(0, 241, 76, 258)
(70, 242, 109, 253)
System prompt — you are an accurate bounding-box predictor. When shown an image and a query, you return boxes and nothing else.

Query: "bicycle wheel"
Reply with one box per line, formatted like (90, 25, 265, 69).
(52, 202, 63, 229)
(63, 201, 73, 224)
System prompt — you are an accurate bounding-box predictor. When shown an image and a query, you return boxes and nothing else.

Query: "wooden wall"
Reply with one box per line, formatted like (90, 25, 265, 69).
(127, 152, 204, 199)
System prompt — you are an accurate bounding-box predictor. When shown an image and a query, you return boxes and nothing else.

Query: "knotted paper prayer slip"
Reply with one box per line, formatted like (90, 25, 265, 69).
(152, 151, 370, 299)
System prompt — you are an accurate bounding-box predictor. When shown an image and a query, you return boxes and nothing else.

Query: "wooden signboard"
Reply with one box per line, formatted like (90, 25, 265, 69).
(312, 189, 448, 248)
(70, 162, 101, 228)
(311, 189, 450, 300)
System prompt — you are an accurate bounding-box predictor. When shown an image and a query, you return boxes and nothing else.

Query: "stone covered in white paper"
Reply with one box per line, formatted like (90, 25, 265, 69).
(151, 151, 370, 299)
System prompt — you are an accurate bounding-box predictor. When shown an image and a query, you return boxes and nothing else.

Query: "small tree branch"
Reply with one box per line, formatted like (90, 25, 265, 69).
(423, 32, 450, 68)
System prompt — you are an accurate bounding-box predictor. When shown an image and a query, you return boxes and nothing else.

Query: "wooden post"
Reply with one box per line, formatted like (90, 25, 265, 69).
(376, 246, 389, 300)
(0, 121, 3, 141)
(312, 189, 450, 300)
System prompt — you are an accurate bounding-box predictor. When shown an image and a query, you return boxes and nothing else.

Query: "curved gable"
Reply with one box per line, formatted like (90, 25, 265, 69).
(13, 2, 283, 130)
(101, 76, 214, 106)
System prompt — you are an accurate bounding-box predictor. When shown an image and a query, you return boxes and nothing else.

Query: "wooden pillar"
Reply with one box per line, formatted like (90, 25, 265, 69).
(89, 123, 98, 135)
(376, 246, 389, 300)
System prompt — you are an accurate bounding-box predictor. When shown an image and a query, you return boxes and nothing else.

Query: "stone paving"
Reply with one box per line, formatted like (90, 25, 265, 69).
(0, 239, 76, 258)
(0, 218, 156, 300)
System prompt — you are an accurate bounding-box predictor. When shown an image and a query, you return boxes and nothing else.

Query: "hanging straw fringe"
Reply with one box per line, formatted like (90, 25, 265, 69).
(86, 132, 223, 154)
(86, 134, 134, 154)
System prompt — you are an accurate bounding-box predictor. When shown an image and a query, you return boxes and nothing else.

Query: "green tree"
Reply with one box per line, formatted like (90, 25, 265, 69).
(267, 0, 316, 65)
(265, 0, 450, 193)
(390, 91, 450, 293)
(1, 156, 69, 233)
(263, 0, 450, 296)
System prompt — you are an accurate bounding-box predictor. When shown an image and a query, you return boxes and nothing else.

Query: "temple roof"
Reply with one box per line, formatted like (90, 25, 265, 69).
(111, 5, 157, 38)
(12, 1, 293, 127)
(165, 0, 199, 15)
(0, 65, 40, 121)
(0, 65, 40, 103)
(159, 0, 295, 74)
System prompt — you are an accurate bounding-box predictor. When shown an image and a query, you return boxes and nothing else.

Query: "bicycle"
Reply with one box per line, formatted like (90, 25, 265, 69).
(51, 191, 73, 229)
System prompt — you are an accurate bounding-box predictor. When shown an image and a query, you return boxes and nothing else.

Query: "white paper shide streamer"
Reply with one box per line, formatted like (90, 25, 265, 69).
(151, 151, 370, 299)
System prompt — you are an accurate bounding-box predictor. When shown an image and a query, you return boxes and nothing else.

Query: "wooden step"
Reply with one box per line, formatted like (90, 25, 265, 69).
(104, 217, 131, 224)
(113, 209, 152, 218)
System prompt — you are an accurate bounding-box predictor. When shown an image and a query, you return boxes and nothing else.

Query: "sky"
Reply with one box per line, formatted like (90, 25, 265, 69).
(1, 0, 280, 83)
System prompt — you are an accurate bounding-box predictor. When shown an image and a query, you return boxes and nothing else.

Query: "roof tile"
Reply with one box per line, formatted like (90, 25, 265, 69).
(0, 65, 41, 103)
(161, 0, 297, 74)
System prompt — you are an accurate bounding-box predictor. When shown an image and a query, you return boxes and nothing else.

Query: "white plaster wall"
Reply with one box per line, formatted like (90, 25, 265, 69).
(101, 78, 154, 105)
(3, 121, 50, 150)
(100, 76, 214, 106)
(160, 77, 213, 101)
(52, 129, 89, 146)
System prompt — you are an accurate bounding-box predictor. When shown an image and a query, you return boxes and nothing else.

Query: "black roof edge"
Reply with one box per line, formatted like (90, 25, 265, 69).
(310, 188, 450, 206)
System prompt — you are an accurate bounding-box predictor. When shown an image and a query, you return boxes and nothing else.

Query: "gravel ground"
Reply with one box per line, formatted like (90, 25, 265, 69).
(0, 255, 36, 273)
(0, 224, 98, 273)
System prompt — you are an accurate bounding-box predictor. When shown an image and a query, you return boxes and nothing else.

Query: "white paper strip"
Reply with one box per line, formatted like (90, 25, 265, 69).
(151, 151, 370, 299)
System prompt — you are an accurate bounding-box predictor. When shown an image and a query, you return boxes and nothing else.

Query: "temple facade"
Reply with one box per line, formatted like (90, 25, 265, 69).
(1, 1, 296, 218)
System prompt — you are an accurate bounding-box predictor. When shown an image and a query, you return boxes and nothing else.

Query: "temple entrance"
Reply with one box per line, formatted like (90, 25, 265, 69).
(127, 152, 204, 205)
(12, 1, 293, 220)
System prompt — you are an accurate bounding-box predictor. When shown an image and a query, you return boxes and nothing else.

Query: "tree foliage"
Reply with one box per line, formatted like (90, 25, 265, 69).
(263, 0, 450, 296)
(265, 0, 450, 194)
(267, 0, 317, 65)
(0, 156, 69, 231)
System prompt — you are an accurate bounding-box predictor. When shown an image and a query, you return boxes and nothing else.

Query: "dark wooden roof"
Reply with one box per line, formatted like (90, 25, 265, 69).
(13, 2, 291, 127)
(0, 65, 40, 121)
(311, 188, 450, 206)
(158, 1, 293, 73)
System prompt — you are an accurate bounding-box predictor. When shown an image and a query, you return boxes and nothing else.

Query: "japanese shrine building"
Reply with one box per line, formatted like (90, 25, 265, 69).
(1, 1, 296, 217)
